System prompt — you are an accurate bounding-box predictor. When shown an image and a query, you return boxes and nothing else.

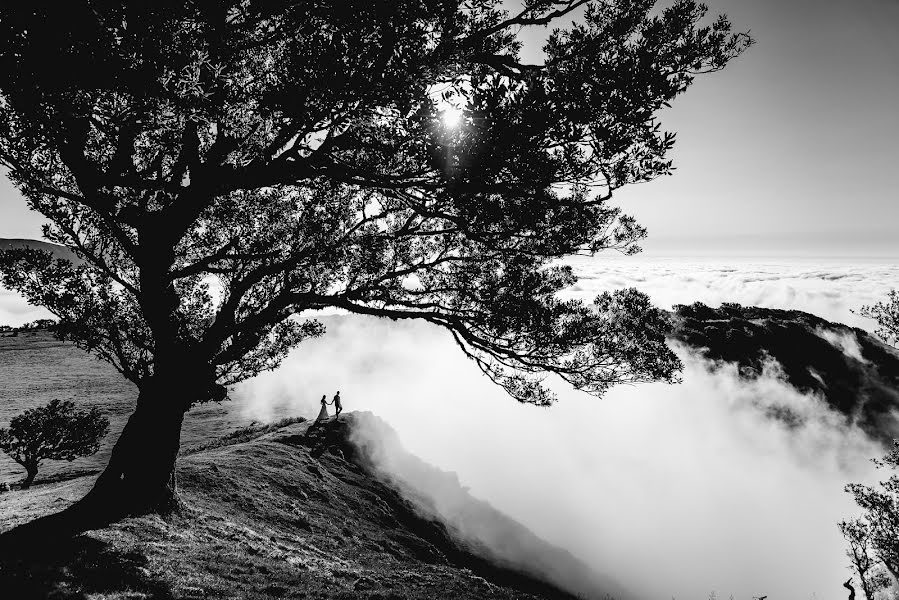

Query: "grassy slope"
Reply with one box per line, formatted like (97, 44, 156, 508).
(0, 418, 585, 600)
(0, 331, 269, 484)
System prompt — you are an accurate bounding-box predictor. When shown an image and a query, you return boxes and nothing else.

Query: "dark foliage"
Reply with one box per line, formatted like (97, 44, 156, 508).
(0, 237, 80, 264)
(670, 302, 899, 443)
(859, 291, 899, 348)
(838, 518, 892, 600)
(0, 399, 110, 488)
(845, 441, 899, 585)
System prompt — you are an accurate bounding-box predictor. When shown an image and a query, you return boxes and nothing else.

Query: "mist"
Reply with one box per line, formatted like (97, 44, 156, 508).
(235, 314, 886, 600)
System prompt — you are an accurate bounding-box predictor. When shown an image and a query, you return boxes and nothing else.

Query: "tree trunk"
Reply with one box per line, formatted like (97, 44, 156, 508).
(20, 463, 38, 489)
(0, 374, 189, 553)
(84, 382, 186, 516)
(844, 578, 856, 600)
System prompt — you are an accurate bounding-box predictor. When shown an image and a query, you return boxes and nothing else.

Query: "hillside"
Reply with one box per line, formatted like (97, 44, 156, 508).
(670, 302, 899, 443)
(0, 330, 254, 484)
(0, 415, 626, 600)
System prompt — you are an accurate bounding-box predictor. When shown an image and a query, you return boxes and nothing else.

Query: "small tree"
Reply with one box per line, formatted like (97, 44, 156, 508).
(859, 291, 899, 347)
(0, 399, 109, 488)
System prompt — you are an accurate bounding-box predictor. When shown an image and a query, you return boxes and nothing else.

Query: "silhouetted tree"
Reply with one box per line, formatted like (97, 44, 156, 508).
(860, 291, 899, 347)
(0, 399, 109, 488)
(845, 442, 899, 584)
(838, 518, 892, 600)
(0, 0, 750, 536)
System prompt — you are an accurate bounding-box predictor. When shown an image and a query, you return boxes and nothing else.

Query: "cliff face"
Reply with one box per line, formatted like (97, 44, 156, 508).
(346, 412, 633, 600)
(670, 302, 899, 443)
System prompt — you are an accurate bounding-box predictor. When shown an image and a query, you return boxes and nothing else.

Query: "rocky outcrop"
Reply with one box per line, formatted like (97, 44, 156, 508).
(670, 302, 899, 443)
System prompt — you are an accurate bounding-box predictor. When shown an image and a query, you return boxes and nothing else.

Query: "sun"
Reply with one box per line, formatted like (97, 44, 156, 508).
(441, 105, 464, 128)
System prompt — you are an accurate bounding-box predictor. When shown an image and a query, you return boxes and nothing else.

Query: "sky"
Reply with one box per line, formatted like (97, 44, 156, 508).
(514, 0, 899, 257)
(1, 0, 897, 257)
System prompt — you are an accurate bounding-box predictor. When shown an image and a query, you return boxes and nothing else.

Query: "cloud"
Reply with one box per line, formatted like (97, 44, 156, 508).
(816, 326, 869, 364)
(561, 255, 899, 331)
(348, 410, 636, 600)
(235, 315, 884, 600)
(0, 287, 53, 327)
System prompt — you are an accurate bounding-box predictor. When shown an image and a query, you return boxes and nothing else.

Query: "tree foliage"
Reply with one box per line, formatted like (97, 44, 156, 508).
(845, 442, 899, 585)
(859, 291, 899, 348)
(838, 518, 893, 600)
(0, 399, 109, 488)
(0, 1, 750, 406)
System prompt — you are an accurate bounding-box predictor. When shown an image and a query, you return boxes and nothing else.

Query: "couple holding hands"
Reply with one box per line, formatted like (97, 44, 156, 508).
(316, 391, 342, 422)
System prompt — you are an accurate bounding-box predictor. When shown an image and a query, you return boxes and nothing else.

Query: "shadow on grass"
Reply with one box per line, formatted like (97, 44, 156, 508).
(16, 468, 103, 490)
(0, 534, 173, 599)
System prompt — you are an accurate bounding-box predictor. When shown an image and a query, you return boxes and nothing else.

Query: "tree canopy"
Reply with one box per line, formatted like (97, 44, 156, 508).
(0, 0, 755, 530)
(0, 0, 749, 409)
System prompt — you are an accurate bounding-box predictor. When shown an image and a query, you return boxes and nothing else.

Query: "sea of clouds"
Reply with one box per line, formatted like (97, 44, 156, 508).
(4, 255, 899, 598)
(561, 255, 899, 330)
(230, 255, 898, 600)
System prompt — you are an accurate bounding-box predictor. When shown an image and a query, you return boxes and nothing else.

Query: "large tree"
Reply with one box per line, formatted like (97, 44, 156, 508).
(0, 0, 750, 538)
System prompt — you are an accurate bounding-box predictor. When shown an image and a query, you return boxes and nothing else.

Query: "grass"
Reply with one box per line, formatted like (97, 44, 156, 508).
(182, 416, 309, 455)
(0, 331, 303, 486)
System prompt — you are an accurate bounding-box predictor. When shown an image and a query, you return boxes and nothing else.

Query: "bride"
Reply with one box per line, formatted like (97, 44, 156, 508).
(315, 394, 330, 423)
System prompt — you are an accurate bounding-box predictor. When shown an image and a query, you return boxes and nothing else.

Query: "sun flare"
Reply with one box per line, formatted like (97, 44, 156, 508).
(441, 105, 463, 128)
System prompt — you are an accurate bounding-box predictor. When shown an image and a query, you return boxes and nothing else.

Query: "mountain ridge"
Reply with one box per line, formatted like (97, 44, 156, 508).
(669, 301, 899, 443)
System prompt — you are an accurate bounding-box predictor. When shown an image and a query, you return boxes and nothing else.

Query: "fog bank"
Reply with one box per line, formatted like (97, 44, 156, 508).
(236, 315, 884, 600)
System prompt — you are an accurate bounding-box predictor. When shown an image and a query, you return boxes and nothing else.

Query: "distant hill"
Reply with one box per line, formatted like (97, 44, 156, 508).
(670, 302, 899, 444)
(0, 415, 629, 600)
(0, 238, 80, 264)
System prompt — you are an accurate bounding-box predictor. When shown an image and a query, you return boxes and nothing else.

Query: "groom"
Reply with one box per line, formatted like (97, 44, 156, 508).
(332, 391, 343, 419)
